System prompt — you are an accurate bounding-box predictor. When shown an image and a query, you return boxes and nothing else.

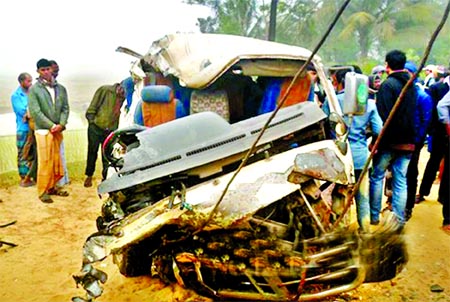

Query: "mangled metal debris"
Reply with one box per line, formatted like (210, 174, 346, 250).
(0, 220, 18, 249)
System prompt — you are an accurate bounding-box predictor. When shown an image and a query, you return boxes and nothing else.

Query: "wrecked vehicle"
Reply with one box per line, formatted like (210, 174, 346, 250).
(73, 33, 407, 302)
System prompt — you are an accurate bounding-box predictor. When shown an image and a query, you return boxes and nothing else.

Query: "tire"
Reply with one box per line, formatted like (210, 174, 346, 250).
(113, 242, 152, 277)
(360, 230, 408, 282)
(96, 216, 106, 231)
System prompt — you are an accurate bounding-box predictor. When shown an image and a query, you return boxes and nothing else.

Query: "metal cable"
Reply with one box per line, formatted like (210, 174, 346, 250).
(199, 0, 353, 230)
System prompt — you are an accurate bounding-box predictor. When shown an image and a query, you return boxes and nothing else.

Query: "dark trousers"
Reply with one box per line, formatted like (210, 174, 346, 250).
(419, 133, 446, 197)
(22, 129, 37, 180)
(85, 123, 111, 180)
(405, 143, 424, 212)
(439, 138, 449, 226)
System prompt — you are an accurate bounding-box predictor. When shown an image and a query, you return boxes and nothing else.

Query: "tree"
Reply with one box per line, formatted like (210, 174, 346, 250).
(185, 0, 449, 67)
(336, 0, 440, 60)
(275, 0, 323, 47)
(185, 0, 267, 38)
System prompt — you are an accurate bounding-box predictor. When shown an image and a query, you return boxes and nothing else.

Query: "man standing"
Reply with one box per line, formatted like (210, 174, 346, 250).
(369, 50, 417, 225)
(322, 66, 383, 232)
(11, 72, 34, 187)
(436, 89, 450, 234)
(28, 58, 70, 203)
(416, 69, 449, 202)
(403, 62, 432, 220)
(49, 59, 70, 187)
(84, 82, 125, 187)
(49, 60, 59, 78)
(423, 64, 436, 89)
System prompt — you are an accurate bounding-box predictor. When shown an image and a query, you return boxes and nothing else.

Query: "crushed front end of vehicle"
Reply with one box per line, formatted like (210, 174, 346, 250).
(73, 137, 407, 302)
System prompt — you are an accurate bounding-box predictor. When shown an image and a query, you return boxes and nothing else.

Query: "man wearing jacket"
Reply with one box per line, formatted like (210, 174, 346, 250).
(416, 71, 449, 202)
(403, 62, 433, 220)
(84, 83, 125, 187)
(369, 50, 417, 225)
(436, 89, 450, 234)
(28, 58, 70, 203)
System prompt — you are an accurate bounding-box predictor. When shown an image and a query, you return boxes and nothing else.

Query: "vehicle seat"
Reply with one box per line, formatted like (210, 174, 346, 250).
(190, 89, 230, 122)
(258, 74, 312, 114)
(134, 99, 144, 125)
(140, 85, 186, 127)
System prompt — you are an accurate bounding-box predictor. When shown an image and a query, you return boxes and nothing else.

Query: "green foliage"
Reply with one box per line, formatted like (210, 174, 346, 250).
(0, 171, 19, 188)
(186, 0, 267, 38)
(185, 0, 450, 69)
(0, 160, 91, 189)
(354, 58, 381, 76)
(405, 49, 421, 64)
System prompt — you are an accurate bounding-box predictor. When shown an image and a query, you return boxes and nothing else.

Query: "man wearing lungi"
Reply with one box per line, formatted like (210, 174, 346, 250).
(28, 58, 70, 203)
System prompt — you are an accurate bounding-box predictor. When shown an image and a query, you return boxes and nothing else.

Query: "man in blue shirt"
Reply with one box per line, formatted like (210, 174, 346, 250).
(322, 66, 383, 231)
(10, 72, 34, 187)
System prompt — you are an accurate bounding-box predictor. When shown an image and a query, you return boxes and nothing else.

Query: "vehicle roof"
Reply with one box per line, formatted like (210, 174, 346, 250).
(142, 33, 322, 89)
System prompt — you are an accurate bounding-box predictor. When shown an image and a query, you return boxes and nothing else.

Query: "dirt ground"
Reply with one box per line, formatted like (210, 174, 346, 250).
(0, 150, 449, 302)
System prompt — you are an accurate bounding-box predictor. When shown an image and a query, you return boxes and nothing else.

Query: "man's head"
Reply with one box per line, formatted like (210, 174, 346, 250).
(116, 82, 126, 99)
(371, 65, 385, 76)
(329, 65, 343, 91)
(404, 61, 418, 82)
(18, 72, 32, 91)
(432, 65, 449, 82)
(334, 65, 363, 91)
(424, 64, 436, 76)
(385, 50, 406, 73)
(404, 61, 417, 74)
(36, 58, 53, 82)
(306, 63, 318, 83)
(49, 60, 59, 79)
(369, 74, 382, 90)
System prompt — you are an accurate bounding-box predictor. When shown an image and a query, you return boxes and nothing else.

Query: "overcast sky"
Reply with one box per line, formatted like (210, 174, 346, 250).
(0, 0, 209, 78)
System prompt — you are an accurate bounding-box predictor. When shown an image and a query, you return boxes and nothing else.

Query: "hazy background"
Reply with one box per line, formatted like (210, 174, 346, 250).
(0, 0, 209, 135)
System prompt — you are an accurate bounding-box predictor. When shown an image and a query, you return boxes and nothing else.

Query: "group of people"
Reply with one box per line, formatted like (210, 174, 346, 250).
(9, 53, 450, 235)
(11, 59, 70, 203)
(11, 58, 126, 203)
(323, 50, 449, 235)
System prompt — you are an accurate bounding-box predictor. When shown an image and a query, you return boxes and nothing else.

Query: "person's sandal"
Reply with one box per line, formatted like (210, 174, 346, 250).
(84, 176, 93, 188)
(415, 194, 425, 204)
(20, 179, 36, 187)
(39, 193, 54, 203)
(442, 225, 450, 235)
(48, 188, 69, 197)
